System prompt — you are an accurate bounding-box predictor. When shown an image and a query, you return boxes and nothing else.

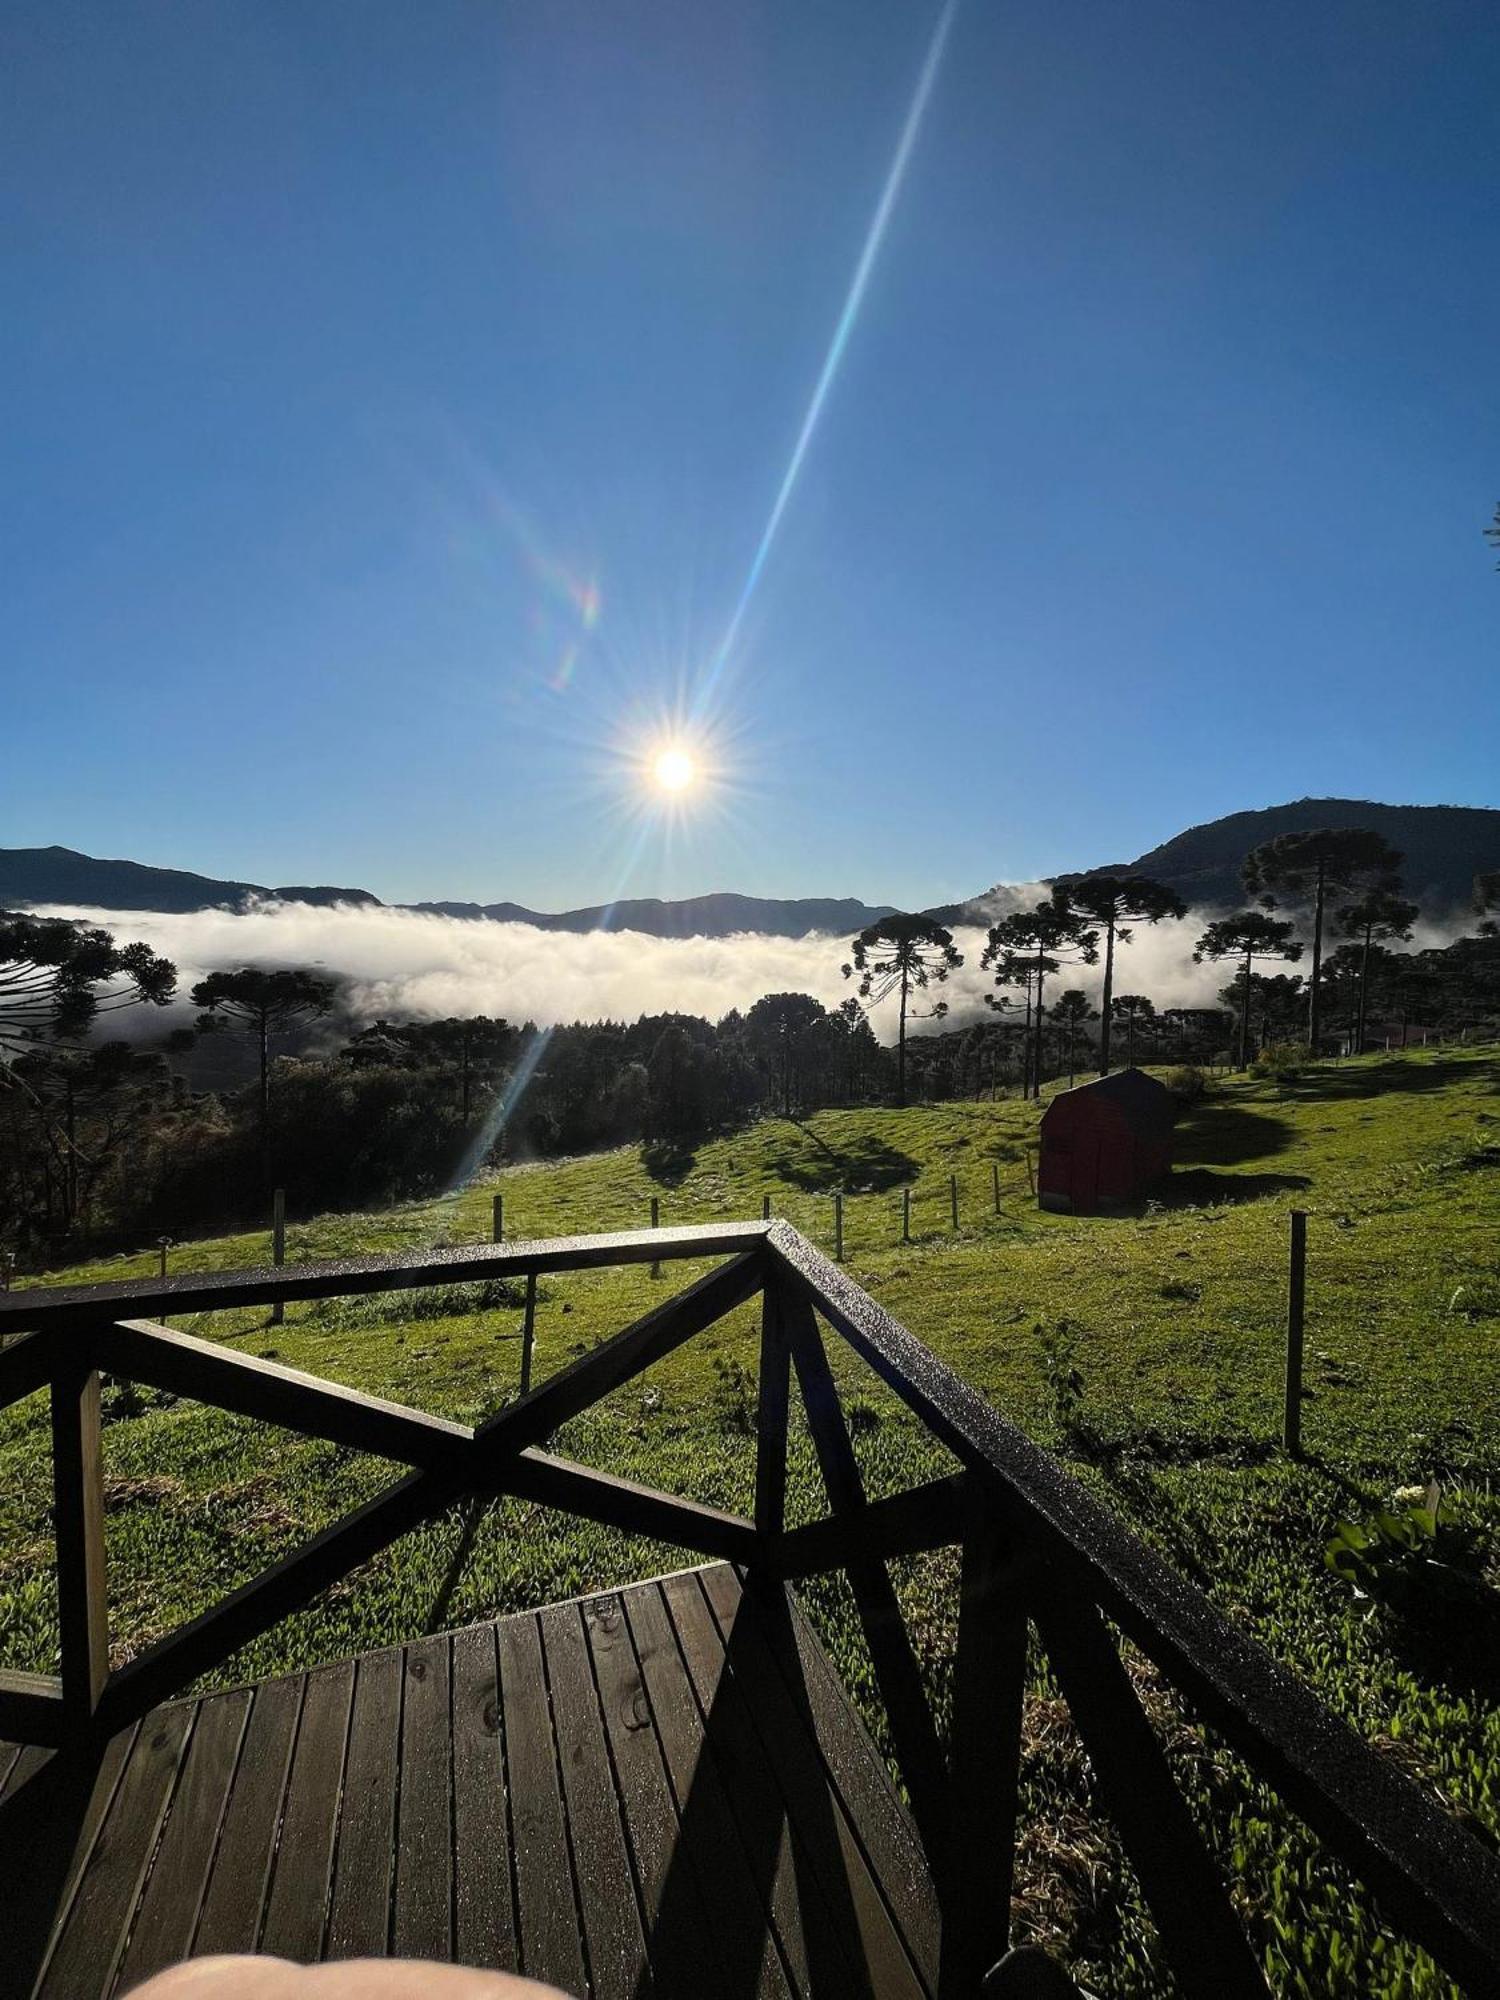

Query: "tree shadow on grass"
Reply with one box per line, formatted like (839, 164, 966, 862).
(1153, 1167, 1312, 1210)
(1279, 1051, 1500, 1103)
(768, 1122, 918, 1194)
(642, 1141, 699, 1188)
(1174, 1101, 1298, 1167)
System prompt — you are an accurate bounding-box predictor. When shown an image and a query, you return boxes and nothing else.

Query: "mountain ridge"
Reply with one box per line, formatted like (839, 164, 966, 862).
(3, 798, 1496, 938)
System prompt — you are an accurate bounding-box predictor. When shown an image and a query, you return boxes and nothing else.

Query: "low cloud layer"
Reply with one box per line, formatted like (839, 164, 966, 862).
(24, 897, 1469, 1046)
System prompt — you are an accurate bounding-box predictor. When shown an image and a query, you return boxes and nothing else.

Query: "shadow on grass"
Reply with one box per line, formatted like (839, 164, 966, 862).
(642, 1141, 699, 1188)
(768, 1123, 918, 1194)
(1174, 1101, 1298, 1166)
(1281, 1052, 1500, 1103)
(1154, 1167, 1313, 1209)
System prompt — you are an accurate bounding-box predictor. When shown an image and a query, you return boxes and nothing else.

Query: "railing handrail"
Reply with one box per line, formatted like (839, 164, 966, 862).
(0, 1220, 772, 1329)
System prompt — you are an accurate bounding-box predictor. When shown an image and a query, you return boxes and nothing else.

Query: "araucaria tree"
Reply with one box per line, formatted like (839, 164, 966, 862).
(192, 967, 337, 1187)
(1109, 993, 1156, 1069)
(1048, 875, 1185, 1075)
(1049, 988, 1097, 1087)
(844, 914, 963, 1107)
(1242, 828, 1401, 1054)
(1, 913, 176, 1061)
(1194, 913, 1303, 1069)
(982, 904, 1098, 1098)
(1336, 890, 1418, 1054)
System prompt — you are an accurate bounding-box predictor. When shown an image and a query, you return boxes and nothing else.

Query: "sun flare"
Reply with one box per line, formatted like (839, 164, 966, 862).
(652, 745, 697, 793)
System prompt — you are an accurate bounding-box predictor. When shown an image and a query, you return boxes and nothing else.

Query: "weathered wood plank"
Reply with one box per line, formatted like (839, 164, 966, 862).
(775, 1475, 966, 1581)
(584, 1587, 727, 1997)
(451, 1621, 516, 1973)
(105, 1319, 473, 1470)
(112, 1689, 252, 1994)
(51, 1363, 109, 1724)
(2, 1221, 772, 1331)
(938, 1508, 1028, 1999)
(0, 1669, 65, 1747)
(497, 1612, 587, 1998)
(538, 1601, 650, 2000)
(193, 1676, 303, 1956)
(755, 1276, 791, 1540)
(35, 1705, 195, 2000)
(326, 1647, 402, 1959)
(697, 1568, 930, 2000)
(624, 1580, 792, 1999)
(501, 1448, 759, 1564)
(393, 1632, 453, 1961)
(662, 1569, 861, 1999)
(0, 1328, 53, 1410)
(1033, 1592, 1267, 1998)
(784, 1301, 949, 1874)
(259, 1660, 355, 1963)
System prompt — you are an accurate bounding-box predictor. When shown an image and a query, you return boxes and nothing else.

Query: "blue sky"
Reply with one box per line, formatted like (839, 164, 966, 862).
(4, 1, 1498, 910)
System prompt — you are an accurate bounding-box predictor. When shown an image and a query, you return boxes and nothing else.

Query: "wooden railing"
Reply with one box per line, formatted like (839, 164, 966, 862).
(1, 1220, 1498, 1996)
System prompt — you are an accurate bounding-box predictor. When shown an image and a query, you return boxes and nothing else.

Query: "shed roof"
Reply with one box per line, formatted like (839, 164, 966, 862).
(1042, 1065, 1179, 1137)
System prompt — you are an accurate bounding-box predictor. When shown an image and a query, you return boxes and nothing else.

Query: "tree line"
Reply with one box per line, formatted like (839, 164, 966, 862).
(2, 823, 1497, 1263)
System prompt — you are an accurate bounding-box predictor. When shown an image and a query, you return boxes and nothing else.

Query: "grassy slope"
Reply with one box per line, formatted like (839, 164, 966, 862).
(4, 1047, 1499, 1996)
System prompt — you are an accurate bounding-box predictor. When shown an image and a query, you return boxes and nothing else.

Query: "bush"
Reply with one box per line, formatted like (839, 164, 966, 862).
(1253, 1042, 1305, 1081)
(1162, 1065, 1211, 1103)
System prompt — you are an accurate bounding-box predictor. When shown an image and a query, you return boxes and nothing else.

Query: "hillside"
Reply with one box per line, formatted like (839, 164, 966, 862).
(8, 1045, 1498, 1995)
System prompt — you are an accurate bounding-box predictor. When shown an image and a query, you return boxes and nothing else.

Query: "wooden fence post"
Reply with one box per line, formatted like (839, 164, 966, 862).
(157, 1236, 172, 1280)
(902, 1187, 911, 1243)
(1284, 1210, 1307, 1457)
(492, 1193, 504, 1244)
(520, 1271, 537, 1397)
(754, 1273, 790, 1541)
(650, 1195, 661, 1278)
(52, 1362, 109, 1724)
(992, 1160, 1001, 1215)
(950, 1175, 959, 1231)
(761, 1193, 771, 1222)
(271, 1188, 286, 1327)
(834, 1192, 844, 1262)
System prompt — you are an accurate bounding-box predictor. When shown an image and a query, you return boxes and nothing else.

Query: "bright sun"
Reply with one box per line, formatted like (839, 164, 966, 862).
(652, 746, 697, 793)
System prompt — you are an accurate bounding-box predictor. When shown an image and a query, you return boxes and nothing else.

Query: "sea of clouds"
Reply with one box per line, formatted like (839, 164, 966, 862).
(19, 894, 1311, 1043)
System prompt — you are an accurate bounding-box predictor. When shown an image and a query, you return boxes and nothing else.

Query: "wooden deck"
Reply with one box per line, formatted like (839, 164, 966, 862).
(0, 1565, 939, 2000)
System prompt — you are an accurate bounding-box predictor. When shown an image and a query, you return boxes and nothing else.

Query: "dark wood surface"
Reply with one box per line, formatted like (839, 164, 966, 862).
(1, 1564, 938, 2000)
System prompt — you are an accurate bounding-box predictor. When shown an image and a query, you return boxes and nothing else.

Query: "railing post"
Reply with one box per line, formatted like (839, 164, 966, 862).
(940, 1488, 1028, 1997)
(271, 1187, 286, 1327)
(492, 1192, 504, 1244)
(52, 1360, 109, 1727)
(754, 1269, 790, 1544)
(650, 1195, 661, 1279)
(1284, 1210, 1307, 1457)
(834, 1192, 844, 1262)
(519, 1271, 537, 1396)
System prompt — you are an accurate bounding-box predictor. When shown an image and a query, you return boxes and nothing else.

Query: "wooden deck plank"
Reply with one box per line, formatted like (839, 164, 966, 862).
(393, 1632, 454, 1961)
(193, 1676, 303, 1956)
(0, 1726, 139, 2000)
(111, 1690, 252, 1994)
(537, 1600, 650, 2000)
(662, 1570, 868, 1999)
(497, 1612, 587, 1998)
(583, 1587, 727, 1997)
(326, 1648, 402, 1959)
(698, 1567, 931, 2000)
(1, 1569, 942, 2000)
(35, 1705, 195, 2000)
(451, 1621, 516, 1974)
(624, 1579, 793, 2000)
(259, 1660, 355, 1962)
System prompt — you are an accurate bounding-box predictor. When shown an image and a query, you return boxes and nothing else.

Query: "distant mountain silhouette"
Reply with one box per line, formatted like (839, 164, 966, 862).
(407, 892, 897, 939)
(0, 846, 382, 914)
(0, 846, 892, 939)
(6, 798, 1495, 939)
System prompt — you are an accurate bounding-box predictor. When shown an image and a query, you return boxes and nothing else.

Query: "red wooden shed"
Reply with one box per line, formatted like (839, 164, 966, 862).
(1037, 1067, 1178, 1214)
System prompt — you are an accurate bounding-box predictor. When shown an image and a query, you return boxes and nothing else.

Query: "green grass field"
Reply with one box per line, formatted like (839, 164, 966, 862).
(4, 1046, 1498, 1996)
